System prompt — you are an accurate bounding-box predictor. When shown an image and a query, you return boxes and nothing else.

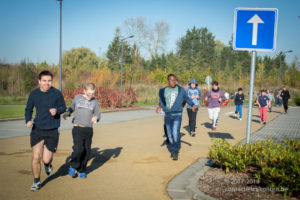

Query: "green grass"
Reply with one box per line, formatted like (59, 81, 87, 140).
(135, 101, 157, 106)
(0, 105, 28, 119)
(0, 96, 27, 105)
(132, 84, 161, 105)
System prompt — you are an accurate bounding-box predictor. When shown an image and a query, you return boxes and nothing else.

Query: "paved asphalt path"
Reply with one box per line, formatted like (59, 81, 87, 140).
(0, 109, 159, 139)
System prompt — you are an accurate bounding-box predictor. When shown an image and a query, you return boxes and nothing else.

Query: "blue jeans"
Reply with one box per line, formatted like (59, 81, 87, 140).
(164, 114, 182, 152)
(235, 104, 243, 118)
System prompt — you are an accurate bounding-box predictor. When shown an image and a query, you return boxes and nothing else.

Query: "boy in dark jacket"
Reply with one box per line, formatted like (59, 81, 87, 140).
(280, 86, 291, 114)
(156, 74, 196, 160)
(186, 79, 202, 136)
(234, 88, 244, 120)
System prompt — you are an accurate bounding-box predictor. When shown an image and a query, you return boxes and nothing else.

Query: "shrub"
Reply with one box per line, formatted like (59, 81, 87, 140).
(63, 87, 137, 109)
(209, 139, 300, 197)
(294, 96, 300, 106)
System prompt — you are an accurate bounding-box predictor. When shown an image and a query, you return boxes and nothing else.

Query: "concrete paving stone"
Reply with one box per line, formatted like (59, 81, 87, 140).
(168, 191, 190, 200)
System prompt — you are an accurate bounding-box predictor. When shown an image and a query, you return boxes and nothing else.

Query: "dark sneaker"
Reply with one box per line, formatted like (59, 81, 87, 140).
(68, 166, 76, 177)
(172, 152, 178, 161)
(44, 164, 53, 176)
(30, 182, 41, 191)
(79, 172, 87, 178)
(170, 151, 174, 158)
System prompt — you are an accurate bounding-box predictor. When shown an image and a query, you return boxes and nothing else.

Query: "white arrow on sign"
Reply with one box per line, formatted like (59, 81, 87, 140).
(247, 14, 264, 45)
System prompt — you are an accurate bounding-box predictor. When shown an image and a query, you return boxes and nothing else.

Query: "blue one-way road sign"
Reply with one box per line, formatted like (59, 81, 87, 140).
(233, 8, 278, 51)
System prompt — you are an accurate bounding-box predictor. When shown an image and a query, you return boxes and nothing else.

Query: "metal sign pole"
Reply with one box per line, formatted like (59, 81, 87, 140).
(58, 0, 62, 91)
(246, 51, 257, 143)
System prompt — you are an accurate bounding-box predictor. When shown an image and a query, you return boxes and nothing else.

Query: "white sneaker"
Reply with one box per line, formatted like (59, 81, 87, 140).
(30, 181, 41, 191)
(239, 118, 242, 120)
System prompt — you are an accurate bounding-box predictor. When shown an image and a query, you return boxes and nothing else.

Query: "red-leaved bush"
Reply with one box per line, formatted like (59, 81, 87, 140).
(63, 87, 137, 109)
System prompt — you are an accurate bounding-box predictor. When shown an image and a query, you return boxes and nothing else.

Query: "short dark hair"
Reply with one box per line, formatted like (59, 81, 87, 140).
(39, 70, 53, 80)
(238, 88, 243, 91)
(167, 74, 177, 81)
(261, 89, 266, 93)
(212, 80, 218, 86)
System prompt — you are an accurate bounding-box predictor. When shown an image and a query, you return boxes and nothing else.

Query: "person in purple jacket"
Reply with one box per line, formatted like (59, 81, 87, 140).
(205, 81, 226, 131)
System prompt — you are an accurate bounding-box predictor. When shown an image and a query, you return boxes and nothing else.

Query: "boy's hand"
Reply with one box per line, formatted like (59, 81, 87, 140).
(205, 97, 208, 101)
(26, 121, 33, 128)
(91, 117, 98, 124)
(156, 106, 162, 114)
(62, 113, 69, 120)
(218, 98, 222, 103)
(191, 95, 195, 99)
(192, 105, 196, 112)
(49, 108, 57, 116)
(196, 95, 199, 99)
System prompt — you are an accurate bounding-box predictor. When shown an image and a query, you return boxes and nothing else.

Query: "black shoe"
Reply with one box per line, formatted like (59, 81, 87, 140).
(44, 164, 53, 176)
(172, 152, 178, 160)
(191, 132, 195, 137)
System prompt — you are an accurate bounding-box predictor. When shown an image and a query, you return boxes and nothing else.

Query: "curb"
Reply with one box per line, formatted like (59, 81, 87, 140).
(167, 108, 299, 200)
(167, 158, 217, 200)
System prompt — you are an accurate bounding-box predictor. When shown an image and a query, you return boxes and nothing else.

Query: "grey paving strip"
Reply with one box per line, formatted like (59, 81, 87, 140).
(167, 107, 300, 200)
(242, 107, 300, 144)
(0, 108, 158, 139)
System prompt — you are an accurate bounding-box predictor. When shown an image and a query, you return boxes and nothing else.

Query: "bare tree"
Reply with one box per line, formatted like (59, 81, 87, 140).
(148, 21, 169, 58)
(124, 17, 170, 59)
(124, 17, 148, 57)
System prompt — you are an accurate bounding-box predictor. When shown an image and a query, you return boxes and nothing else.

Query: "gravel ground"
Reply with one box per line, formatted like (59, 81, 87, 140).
(198, 167, 299, 200)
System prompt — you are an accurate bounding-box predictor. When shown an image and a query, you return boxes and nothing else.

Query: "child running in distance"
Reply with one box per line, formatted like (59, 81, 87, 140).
(186, 79, 202, 137)
(256, 89, 270, 124)
(205, 81, 225, 131)
(234, 88, 244, 120)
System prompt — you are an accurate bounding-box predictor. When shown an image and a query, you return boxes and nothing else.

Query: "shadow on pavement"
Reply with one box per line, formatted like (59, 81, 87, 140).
(252, 119, 261, 123)
(201, 122, 212, 129)
(229, 115, 238, 120)
(86, 147, 123, 175)
(252, 115, 261, 118)
(41, 147, 123, 188)
(183, 125, 190, 132)
(208, 132, 234, 139)
(269, 110, 282, 114)
(41, 157, 70, 187)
